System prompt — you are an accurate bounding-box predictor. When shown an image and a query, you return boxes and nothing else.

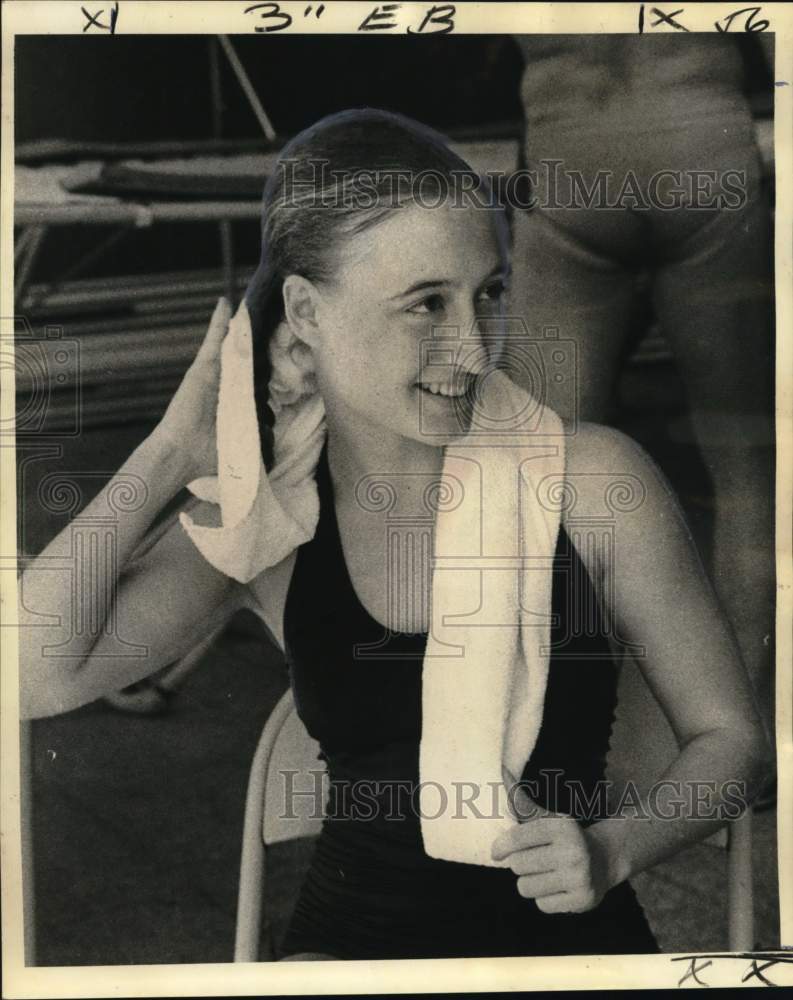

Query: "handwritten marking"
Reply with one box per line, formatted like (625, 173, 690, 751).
(407, 3, 456, 34)
(715, 6, 770, 31)
(742, 957, 780, 986)
(677, 956, 712, 987)
(240, 0, 456, 34)
(358, 3, 401, 31)
(649, 7, 691, 31)
(244, 1, 293, 33)
(81, 7, 103, 30)
(673, 953, 793, 989)
(81, 1, 118, 33)
(639, 3, 770, 33)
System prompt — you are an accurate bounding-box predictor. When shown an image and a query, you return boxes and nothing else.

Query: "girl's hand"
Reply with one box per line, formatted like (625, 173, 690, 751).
(491, 776, 613, 914)
(153, 297, 232, 484)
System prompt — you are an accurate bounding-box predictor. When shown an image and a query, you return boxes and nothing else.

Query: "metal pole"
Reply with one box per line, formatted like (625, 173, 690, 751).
(26, 226, 132, 311)
(209, 37, 238, 308)
(727, 810, 755, 951)
(20, 720, 36, 965)
(217, 35, 277, 143)
(14, 226, 47, 303)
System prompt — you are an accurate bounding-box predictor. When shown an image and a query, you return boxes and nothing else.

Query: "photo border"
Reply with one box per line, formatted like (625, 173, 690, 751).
(2, 2, 791, 995)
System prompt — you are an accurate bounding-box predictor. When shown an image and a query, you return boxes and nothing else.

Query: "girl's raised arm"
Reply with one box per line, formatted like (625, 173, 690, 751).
(17, 298, 246, 719)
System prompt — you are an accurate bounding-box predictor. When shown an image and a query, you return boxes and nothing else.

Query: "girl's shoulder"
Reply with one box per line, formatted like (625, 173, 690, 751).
(562, 419, 656, 500)
(560, 420, 686, 558)
(558, 421, 665, 573)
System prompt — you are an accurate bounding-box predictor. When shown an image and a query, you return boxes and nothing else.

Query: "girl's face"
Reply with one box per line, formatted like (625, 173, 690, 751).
(308, 201, 509, 448)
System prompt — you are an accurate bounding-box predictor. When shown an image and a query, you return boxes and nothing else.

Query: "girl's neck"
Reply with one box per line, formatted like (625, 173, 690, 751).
(324, 410, 445, 509)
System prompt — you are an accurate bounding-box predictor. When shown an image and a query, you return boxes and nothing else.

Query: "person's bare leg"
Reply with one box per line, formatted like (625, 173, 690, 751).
(653, 192, 775, 756)
(508, 207, 637, 423)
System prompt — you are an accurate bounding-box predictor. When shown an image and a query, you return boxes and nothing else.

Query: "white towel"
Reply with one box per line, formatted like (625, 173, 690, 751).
(179, 306, 325, 581)
(180, 300, 565, 868)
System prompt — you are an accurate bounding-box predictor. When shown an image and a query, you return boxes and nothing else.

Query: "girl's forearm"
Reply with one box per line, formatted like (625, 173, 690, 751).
(18, 428, 194, 676)
(584, 728, 771, 891)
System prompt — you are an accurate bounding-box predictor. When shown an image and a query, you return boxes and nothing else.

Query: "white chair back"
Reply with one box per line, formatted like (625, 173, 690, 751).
(262, 702, 327, 845)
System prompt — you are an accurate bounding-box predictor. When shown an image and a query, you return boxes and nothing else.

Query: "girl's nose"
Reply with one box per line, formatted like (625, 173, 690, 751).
(452, 311, 496, 377)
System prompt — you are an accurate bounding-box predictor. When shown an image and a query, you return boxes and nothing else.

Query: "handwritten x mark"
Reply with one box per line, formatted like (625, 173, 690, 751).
(81, 3, 118, 33)
(742, 958, 782, 986)
(650, 7, 691, 31)
(678, 957, 712, 987)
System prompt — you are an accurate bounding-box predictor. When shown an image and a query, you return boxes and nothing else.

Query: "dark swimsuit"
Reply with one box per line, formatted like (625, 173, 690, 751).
(279, 443, 659, 959)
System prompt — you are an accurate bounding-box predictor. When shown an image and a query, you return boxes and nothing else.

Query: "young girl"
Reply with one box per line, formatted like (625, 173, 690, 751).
(18, 109, 771, 961)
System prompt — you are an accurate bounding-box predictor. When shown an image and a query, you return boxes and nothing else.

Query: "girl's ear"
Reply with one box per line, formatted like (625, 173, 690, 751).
(282, 274, 322, 349)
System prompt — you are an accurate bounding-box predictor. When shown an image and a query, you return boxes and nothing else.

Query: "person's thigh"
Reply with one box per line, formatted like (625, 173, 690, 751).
(652, 182, 773, 423)
(508, 206, 639, 422)
(651, 167, 774, 722)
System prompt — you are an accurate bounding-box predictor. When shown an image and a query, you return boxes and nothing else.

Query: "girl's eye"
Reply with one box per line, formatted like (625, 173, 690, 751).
(407, 293, 445, 315)
(477, 279, 507, 305)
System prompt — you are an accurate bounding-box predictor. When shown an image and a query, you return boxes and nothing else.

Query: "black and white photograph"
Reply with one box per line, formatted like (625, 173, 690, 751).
(2, 1, 791, 995)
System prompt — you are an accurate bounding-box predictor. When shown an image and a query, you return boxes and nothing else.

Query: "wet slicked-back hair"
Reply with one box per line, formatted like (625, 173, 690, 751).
(245, 108, 495, 468)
